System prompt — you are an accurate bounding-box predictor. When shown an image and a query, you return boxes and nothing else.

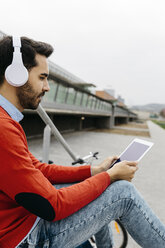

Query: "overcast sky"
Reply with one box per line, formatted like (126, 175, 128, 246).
(1, 0, 165, 106)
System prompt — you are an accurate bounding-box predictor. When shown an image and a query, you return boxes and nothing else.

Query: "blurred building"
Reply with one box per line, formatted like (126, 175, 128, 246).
(95, 90, 116, 102)
(96, 90, 126, 108)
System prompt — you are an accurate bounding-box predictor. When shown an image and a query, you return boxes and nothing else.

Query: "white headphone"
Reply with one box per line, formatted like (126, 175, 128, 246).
(5, 36, 29, 87)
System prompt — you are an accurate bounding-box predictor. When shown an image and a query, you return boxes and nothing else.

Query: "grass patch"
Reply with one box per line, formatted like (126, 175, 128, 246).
(153, 120, 165, 129)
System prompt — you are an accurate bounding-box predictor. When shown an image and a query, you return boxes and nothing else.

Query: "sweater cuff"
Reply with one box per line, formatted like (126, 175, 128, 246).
(104, 171, 111, 185)
(77, 165, 92, 180)
(89, 167, 111, 185)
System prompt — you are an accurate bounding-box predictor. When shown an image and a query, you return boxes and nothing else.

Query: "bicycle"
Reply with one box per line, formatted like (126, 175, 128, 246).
(37, 104, 128, 248)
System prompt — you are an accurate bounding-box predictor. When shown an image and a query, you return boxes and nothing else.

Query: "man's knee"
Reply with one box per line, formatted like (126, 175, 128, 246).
(107, 180, 138, 202)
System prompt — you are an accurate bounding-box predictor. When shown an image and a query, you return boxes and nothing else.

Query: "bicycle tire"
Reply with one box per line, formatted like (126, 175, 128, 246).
(89, 219, 128, 248)
(115, 219, 128, 248)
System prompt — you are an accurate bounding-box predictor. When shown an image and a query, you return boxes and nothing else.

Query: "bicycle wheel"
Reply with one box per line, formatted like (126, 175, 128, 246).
(110, 219, 128, 248)
(89, 219, 128, 248)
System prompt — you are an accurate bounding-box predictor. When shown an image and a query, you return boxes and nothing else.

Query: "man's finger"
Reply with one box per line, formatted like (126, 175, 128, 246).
(127, 161, 138, 166)
(111, 156, 118, 161)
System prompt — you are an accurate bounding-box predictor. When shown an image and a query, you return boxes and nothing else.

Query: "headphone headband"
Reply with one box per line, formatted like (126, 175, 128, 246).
(13, 37, 21, 48)
(5, 36, 29, 87)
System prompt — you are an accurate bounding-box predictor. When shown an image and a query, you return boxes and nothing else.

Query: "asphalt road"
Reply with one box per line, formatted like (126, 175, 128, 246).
(28, 121, 165, 247)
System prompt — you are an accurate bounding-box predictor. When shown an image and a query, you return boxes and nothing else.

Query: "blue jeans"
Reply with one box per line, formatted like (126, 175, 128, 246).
(18, 180, 165, 248)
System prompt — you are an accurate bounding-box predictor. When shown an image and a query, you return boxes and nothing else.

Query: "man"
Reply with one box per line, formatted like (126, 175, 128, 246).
(0, 36, 165, 248)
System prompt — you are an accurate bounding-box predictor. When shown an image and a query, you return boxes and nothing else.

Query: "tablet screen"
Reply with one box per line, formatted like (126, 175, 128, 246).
(120, 141, 151, 161)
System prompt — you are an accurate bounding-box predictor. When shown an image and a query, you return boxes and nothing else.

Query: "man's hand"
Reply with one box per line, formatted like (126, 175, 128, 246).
(91, 156, 118, 176)
(107, 160, 138, 182)
(91, 156, 138, 183)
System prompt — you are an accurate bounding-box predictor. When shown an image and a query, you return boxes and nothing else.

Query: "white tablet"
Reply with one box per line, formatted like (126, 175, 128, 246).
(111, 138, 154, 167)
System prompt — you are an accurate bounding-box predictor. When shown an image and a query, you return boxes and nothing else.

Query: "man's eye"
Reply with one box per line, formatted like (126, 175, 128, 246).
(40, 77, 45, 80)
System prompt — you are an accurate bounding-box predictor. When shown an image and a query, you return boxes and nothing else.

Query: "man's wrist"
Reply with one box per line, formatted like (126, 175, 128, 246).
(106, 169, 117, 183)
(91, 166, 103, 176)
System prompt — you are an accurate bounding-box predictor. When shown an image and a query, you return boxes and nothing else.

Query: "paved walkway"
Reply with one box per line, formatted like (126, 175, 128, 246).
(112, 126, 149, 132)
(28, 121, 165, 248)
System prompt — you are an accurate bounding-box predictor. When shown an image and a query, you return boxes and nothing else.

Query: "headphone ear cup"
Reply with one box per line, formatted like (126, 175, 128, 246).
(5, 36, 29, 87)
(5, 63, 29, 87)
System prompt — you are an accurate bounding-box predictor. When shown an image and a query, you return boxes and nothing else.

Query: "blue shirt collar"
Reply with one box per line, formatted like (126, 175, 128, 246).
(0, 94, 24, 122)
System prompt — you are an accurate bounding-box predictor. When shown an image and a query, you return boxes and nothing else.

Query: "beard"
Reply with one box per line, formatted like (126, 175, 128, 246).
(16, 82, 45, 110)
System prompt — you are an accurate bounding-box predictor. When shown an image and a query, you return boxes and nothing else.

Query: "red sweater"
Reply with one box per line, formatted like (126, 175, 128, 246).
(0, 107, 111, 248)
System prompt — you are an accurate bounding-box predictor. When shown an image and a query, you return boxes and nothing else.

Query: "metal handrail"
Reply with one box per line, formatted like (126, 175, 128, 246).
(37, 104, 80, 162)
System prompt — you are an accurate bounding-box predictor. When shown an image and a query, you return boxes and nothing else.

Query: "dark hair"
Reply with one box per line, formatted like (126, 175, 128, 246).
(0, 36, 54, 84)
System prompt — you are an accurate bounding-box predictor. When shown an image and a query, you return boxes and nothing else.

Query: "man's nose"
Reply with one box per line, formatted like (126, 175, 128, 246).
(43, 79, 50, 92)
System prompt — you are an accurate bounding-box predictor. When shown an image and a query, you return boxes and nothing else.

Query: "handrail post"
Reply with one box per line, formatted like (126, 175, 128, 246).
(42, 125, 51, 163)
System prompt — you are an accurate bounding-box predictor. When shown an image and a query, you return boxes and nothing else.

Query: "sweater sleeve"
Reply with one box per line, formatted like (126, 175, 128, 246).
(28, 151, 92, 184)
(0, 119, 111, 221)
